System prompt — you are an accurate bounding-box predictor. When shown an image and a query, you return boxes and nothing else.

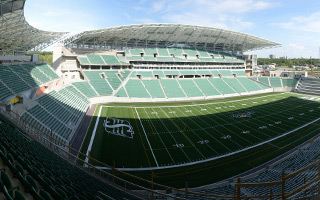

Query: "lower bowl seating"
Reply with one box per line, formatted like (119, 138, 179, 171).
(0, 118, 141, 200)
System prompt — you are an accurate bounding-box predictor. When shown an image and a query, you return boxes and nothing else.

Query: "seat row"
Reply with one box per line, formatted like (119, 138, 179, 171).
(0, 118, 141, 200)
(116, 77, 269, 99)
(0, 64, 59, 100)
(21, 85, 89, 144)
(255, 76, 298, 88)
(296, 77, 320, 95)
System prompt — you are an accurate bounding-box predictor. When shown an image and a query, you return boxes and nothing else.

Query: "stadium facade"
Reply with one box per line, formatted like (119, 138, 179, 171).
(1, 1, 320, 199)
(50, 24, 286, 105)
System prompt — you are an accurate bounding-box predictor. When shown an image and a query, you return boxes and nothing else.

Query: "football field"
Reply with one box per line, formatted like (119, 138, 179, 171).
(82, 92, 320, 172)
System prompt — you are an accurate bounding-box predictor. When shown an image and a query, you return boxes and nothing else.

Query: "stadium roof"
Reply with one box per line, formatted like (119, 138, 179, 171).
(0, 0, 66, 52)
(65, 24, 280, 52)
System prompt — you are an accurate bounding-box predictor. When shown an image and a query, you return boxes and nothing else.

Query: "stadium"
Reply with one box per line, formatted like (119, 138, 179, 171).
(1, 0, 320, 199)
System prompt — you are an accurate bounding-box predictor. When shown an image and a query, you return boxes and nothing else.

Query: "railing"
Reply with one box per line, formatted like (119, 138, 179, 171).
(1, 109, 320, 199)
(235, 159, 320, 199)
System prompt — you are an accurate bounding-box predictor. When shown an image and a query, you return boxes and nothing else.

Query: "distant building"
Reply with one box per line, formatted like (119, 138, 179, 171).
(244, 54, 257, 76)
(269, 54, 276, 59)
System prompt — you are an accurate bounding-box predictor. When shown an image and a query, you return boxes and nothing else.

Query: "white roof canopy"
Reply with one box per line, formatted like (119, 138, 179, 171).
(0, 0, 65, 52)
(65, 24, 280, 53)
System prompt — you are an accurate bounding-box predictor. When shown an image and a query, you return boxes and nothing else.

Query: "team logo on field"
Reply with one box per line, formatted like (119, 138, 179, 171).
(103, 118, 134, 139)
(232, 111, 255, 119)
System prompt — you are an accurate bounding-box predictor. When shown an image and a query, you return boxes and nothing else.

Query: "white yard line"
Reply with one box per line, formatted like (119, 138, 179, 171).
(159, 107, 205, 160)
(142, 108, 175, 163)
(95, 117, 320, 171)
(188, 105, 240, 151)
(84, 106, 102, 164)
(134, 108, 159, 167)
(171, 108, 219, 155)
(149, 107, 192, 162)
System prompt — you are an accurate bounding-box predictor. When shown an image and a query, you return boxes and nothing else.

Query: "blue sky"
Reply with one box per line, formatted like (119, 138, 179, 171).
(24, 0, 320, 58)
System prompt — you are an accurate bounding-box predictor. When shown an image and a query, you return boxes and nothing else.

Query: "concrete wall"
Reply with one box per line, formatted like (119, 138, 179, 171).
(89, 88, 274, 104)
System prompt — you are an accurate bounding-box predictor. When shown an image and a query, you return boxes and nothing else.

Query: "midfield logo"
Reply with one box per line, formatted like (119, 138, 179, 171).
(103, 118, 134, 139)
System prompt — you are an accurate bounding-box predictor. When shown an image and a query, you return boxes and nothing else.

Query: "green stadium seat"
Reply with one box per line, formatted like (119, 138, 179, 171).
(129, 55, 143, 61)
(83, 71, 113, 96)
(86, 55, 105, 65)
(157, 48, 170, 56)
(218, 70, 233, 77)
(167, 48, 184, 57)
(194, 79, 221, 96)
(163, 70, 180, 77)
(72, 82, 98, 98)
(0, 118, 140, 200)
(21, 84, 89, 144)
(198, 57, 214, 62)
(39, 190, 54, 200)
(100, 55, 121, 65)
(152, 70, 166, 78)
(257, 77, 271, 87)
(78, 49, 244, 65)
(0, 64, 58, 100)
(223, 78, 246, 93)
(143, 56, 157, 62)
(37, 64, 59, 80)
(13, 191, 26, 200)
(178, 79, 203, 97)
(104, 71, 122, 90)
(197, 49, 211, 57)
(183, 48, 199, 57)
(143, 48, 157, 56)
(196, 70, 212, 76)
(142, 80, 166, 98)
(237, 77, 267, 91)
(269, 77, 283, 88)
(0, 67, 31, 94)
(282, 78, 298, 88)
(160, 79, 186, 98)
(78, 56, 91, 65)
(129, 48, 144, 56)
(232, 70, 246, 76)
(178, 70, 198, 76)
(0, 82, 13, 99)
(208, 78, 235, 94)
(156, 57, 175, 62)
(115, 88, 128, 97)
(135, 71, 154, 78)
(125, 79, 150, 98)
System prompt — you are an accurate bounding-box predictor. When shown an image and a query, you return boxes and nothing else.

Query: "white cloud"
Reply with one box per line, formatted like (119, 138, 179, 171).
(163, 12, 253, 30)
(250, 43, 319, 58)
(152, 0, 168, 12)
(25, 7, 98, 32)
(273, 11, 320, 33)
(287, 43, 306, 51)
(146, 0, 275, 31)
(263, 11, 320, 57)
(150, 0, 275, 15)
(24, 0, 318, 57)
(195, 0, 274, 14)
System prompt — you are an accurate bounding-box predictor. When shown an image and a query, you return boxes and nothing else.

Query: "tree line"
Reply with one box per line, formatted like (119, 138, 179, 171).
(258, 58, 320, 68)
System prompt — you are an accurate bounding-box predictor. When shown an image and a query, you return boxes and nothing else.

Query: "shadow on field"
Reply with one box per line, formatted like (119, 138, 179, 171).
(82, 96, 320, 187)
